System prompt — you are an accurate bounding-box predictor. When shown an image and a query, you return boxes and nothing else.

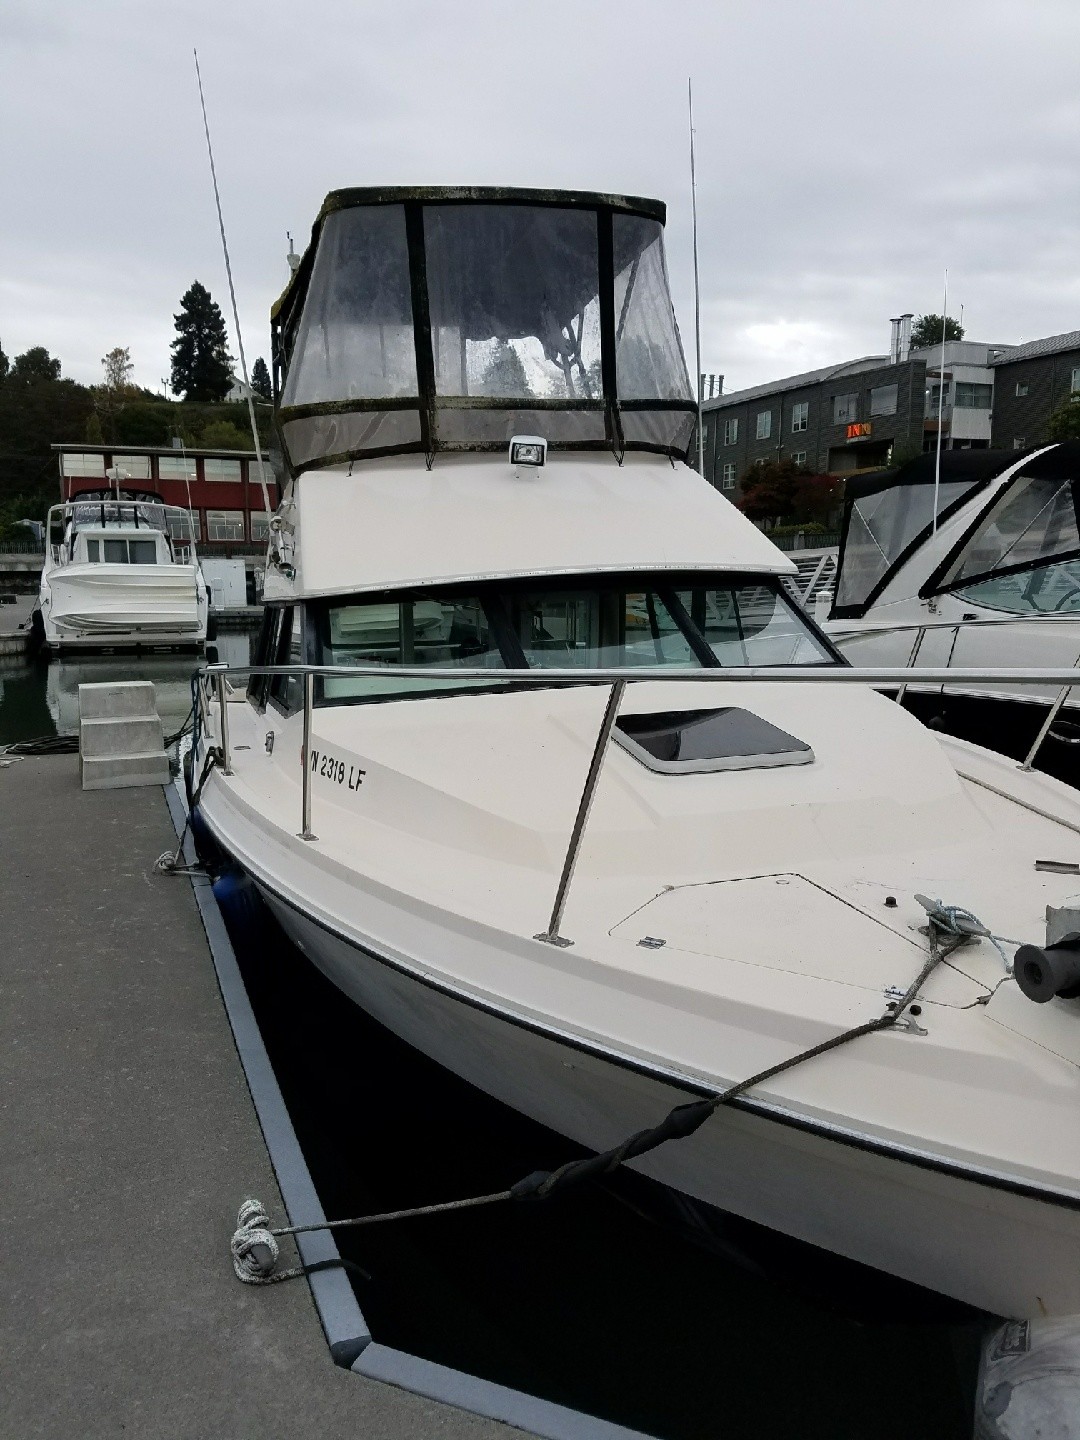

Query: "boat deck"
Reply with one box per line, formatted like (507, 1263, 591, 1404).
(0, 755, 522, 1439)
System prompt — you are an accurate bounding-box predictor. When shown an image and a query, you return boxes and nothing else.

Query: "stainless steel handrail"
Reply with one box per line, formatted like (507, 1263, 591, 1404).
(198, 658, 1080, 945)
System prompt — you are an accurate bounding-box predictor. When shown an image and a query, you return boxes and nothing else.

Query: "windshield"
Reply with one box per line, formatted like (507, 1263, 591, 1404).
(955, 561, 1080, 615)
(309, 573, 838, 705)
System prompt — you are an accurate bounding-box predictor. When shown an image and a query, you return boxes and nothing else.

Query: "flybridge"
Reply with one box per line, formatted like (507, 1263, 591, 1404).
(270, 187, 696, 476)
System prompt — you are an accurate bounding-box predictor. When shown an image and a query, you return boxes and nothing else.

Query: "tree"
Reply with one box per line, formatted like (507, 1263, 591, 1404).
(480, 341, 528, 396)
(102, 346, 134, 393)
(1049, 392, 1080, 442)
(737, 458, 803, 528)
(170, 281, 233, 402)
(250, 357, 272, 400)
(85, 412, 104, 444)
(0, 343, 8, 383)
(199, 419, 250, 450)
(911, 313, 964, 350)
(10, 347, 62, 384)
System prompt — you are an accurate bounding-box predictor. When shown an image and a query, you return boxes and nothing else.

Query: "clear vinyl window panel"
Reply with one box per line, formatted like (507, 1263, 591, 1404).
(506, 587, 697, 670)
(425, 205, 602, 401)
(945, 472, 1080, 586)
(318, 594, 506, 702)
(612, 215, 693, 402)
(676, 585, 833, 666)
(283, 205, 417, 407)
(835, 479, 981, 609)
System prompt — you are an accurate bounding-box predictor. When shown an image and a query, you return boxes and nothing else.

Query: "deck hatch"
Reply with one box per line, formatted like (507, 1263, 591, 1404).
(614, 707, 814, 774)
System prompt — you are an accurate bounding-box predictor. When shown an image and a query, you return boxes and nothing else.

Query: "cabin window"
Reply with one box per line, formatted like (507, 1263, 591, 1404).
(944, 470, 1080, 588)
(96, 537, 157, 564)
(248, 606, 285, 708)
(269, 606, 305, 716)
(317, 593, 506, 703)
(676, 584, 833, 666)
(505, 587, 698, 670)
(86, 539, 100, 562)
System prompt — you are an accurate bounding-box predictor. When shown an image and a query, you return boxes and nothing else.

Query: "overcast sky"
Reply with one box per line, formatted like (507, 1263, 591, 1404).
(2, 0, 1079, 399)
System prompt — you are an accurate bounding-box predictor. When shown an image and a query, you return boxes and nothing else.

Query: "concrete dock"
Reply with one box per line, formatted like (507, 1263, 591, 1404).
(0, 756, 519, 1439)
(0, 593, 35, 657)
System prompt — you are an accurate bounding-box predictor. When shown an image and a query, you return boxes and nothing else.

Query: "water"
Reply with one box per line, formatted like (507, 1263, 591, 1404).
(0, 634, 251, 747)
(1, 655, 988, 1436)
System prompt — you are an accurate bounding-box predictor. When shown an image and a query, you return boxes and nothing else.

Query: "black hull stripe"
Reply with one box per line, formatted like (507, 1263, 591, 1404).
(211, 825, 1080, 1217)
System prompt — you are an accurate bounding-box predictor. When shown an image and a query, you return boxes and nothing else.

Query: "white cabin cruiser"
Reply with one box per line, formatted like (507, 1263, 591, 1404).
(822, 445, 1080, 728)
(193, 187, 1080, 1325)
(36, 493, 208, 651)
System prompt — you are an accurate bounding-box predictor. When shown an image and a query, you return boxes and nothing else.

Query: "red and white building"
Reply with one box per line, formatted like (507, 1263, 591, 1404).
(53, 443, 280, 553)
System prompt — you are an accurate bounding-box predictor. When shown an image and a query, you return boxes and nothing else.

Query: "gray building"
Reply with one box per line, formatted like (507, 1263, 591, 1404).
(985, 330, 1080, 452)
(701, 327, 1004, 500)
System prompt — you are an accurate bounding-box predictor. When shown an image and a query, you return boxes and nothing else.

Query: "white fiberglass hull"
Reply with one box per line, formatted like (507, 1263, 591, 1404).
(826, 615, 1080, 711)
(39, 563, 207, 650)
(252, 879, 1080, 1322)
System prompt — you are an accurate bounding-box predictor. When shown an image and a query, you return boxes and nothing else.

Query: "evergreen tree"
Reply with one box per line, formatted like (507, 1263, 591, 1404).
(170, 281, 233, 402)
(911, 313, 964, 350)
(480, 341, 529, 396)
(250, 357, 272, 400)
(0, 343, 8, 383)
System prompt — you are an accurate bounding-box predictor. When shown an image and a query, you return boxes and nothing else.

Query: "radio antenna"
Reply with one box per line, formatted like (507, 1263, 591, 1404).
(688, 78, 704, 477)
(932, 269, 948, 534)
(193, 50, 272, 524)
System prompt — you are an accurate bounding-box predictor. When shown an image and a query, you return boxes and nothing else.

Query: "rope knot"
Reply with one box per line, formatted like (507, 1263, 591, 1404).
(231, 1197, 281, 1284)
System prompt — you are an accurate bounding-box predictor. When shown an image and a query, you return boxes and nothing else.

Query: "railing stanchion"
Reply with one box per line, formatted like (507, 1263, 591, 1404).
(535, 679, 626, 949)
(1022, 683, 1073, 772)
(300, 671, 317, 841)
(215, 671, 232, 774)
(896, 626, 927, 706)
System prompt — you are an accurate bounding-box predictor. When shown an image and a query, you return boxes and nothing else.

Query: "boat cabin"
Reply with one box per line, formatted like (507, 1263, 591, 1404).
(46, 494, 195, 570)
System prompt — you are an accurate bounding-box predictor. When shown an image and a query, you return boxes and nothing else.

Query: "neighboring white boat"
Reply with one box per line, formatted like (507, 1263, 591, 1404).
(194, 186, 1080, 1323)
(36, 494, 208, 651)
(820, 444, 1080, 718)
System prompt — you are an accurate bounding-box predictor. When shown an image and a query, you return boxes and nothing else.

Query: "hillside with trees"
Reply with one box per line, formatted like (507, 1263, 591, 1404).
(0, 283, 273, 541)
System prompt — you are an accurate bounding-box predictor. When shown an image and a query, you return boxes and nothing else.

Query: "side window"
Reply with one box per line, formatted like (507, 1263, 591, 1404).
(269, 605, 305, 716)
(248, 606, 284, 708)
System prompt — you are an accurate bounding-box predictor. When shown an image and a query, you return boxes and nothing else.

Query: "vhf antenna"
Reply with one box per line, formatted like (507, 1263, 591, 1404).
(688, 77, 704, 478)
(193, 50, 273, 524)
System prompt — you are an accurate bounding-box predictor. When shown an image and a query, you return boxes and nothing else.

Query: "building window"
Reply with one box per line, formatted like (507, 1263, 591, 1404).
(723, 417, 739, 445)
(1013, 438, 1027, 450)
(60, 452, 106, 477)
(158, 455, 196, 481)
(791, 401, 808, 432)
(792, 451, 807, 467)
(250, 511, 272, 541)
(203, 458, 243, 482)
(107, 454, 151, 480)
(206, 509, 246, 541)
(755, 410, 772, 441)
(1072, 368, 1080, 393)
(832, 393, 858, 425)
(720, 463, 736, 490)
(1015, 381, 1029, 397)
(926, 383, 951, 416)
(869, 384, 898, 417)
(954, 382, 993, 409)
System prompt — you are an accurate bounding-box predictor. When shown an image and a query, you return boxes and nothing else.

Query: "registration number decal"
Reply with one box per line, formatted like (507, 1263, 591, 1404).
(308, 747, 365, 792)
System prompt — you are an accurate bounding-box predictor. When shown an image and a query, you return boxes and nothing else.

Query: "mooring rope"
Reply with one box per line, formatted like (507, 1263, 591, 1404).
(231, 900, 989, 1284)
(156, 749, 216, 877)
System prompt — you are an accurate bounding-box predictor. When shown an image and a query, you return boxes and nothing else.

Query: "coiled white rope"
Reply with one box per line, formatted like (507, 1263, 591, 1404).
(231, 1198, 304, 1285)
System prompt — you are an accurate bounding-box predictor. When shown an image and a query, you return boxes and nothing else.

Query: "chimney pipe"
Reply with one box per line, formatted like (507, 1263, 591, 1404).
(889, 318, 902, 366)
(899, 313, 913, 363)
